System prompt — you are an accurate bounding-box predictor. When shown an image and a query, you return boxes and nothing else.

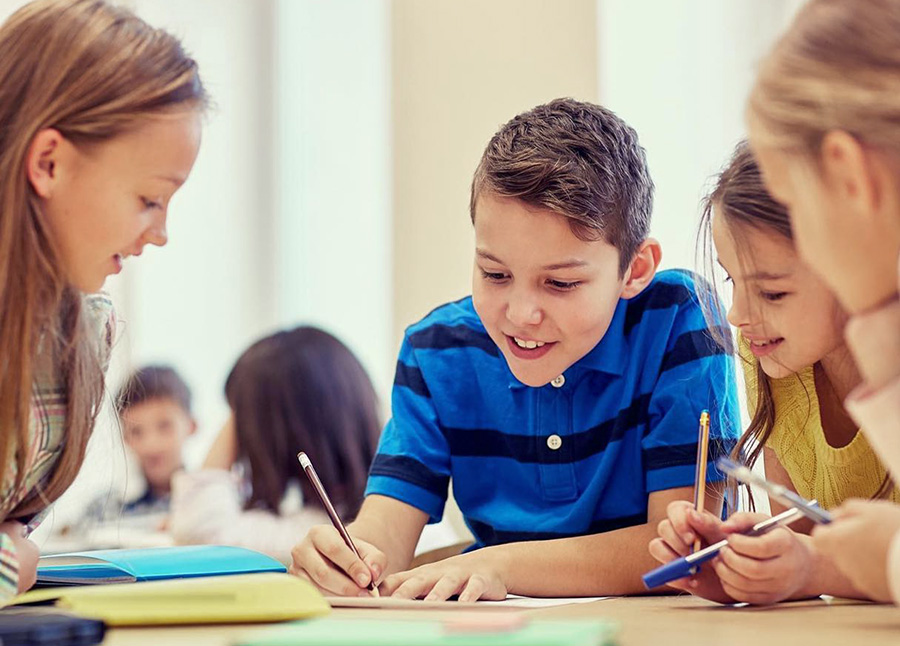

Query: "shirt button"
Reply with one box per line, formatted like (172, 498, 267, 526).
(547, 434, 562, 450)
(551, 375, 565, 388)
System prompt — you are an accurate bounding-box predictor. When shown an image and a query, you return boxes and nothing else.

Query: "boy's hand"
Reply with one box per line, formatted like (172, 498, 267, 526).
(0, 521, 39, 592)
(812, 499, 900, 603)
(711, 512, 813, 605)
(289, 525, 387, 596)
(648, 500, 734, 603)
(380, 551, 508, 602)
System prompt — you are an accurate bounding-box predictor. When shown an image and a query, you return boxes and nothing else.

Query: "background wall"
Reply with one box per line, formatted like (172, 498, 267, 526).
(0, 0, 805, 539)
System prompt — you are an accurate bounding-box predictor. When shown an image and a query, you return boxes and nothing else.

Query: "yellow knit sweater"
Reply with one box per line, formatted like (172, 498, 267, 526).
(740, 339, 899, 509)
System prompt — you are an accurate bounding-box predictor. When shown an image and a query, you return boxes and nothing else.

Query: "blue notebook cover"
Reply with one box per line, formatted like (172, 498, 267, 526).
(36, 545, 286, 585)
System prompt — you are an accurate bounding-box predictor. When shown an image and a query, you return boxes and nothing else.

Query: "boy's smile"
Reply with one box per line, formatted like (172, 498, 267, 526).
(471, 193, 629, 387)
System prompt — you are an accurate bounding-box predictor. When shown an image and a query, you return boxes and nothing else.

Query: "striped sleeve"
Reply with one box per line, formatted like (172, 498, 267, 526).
(642, 281, 740, 493)
(0, 532, 19, 604)
(364, 335, 451, 523)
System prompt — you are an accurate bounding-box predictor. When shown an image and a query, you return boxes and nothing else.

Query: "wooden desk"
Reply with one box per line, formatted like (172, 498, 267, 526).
(103, 595, 900, 646)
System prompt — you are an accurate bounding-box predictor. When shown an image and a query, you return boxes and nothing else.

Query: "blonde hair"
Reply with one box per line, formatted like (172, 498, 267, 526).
(0, 0, 206, 518)
(748, 0, 900, 154)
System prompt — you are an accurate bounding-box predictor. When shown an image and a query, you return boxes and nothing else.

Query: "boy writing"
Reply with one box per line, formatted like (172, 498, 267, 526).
(291, 98, 738, 599)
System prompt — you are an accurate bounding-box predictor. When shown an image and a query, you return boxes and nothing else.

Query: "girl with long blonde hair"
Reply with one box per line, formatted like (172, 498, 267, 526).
(745, 0, 900, 604)
(0, 0, 205, 599)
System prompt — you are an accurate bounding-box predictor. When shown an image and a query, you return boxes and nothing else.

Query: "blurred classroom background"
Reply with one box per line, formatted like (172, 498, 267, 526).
(0, 0, 803, 543)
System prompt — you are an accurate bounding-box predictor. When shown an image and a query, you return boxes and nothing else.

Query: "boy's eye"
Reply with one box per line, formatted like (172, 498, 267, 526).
(761, 291, 788, 302)
(480, 269, 508, 282)
(547, 279, 580, 291)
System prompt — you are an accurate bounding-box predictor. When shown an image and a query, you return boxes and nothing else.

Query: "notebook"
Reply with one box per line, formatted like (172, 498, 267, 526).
(35, 545, 285, 585)
(236, 617, 618, 646)
(12, 572, 330, 626)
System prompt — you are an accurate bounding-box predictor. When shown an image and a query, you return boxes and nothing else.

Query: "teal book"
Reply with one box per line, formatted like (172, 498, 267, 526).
(237, 618, 617, 646)
(35, 545, 286, 586)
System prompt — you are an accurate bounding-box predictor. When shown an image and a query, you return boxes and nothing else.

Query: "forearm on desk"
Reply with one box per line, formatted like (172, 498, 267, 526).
(479, 521, 671, 597)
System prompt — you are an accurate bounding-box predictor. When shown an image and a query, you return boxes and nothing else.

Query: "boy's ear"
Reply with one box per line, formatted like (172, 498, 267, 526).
(620, 238, 661, 299)
(26, 128, 66, 199)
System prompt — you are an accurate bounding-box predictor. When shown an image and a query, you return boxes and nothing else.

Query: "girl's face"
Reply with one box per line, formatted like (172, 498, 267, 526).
(33, 110, 202, 293)
(712, 208, 847, 379)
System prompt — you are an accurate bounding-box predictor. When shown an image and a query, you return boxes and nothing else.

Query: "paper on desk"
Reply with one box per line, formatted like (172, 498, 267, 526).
(326, 594, 609, 610)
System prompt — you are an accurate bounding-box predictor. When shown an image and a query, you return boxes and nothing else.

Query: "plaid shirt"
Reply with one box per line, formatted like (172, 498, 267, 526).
(0, 294, 115, 602)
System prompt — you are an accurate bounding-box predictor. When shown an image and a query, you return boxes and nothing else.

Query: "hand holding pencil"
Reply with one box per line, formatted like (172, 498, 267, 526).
(289, 452, 384, 597)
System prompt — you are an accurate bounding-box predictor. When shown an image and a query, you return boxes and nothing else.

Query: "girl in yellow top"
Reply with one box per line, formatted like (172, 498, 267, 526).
(0, 0, 205, 601)
(650, 141, 894, 604)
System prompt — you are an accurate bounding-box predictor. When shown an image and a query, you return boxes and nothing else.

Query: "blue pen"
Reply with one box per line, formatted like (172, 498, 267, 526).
(643, 507, 804, 590)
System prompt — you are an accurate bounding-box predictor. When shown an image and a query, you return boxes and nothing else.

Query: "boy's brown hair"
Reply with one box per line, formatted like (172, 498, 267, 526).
(116, 365, 192, 417)
(470, 97, 653, 275)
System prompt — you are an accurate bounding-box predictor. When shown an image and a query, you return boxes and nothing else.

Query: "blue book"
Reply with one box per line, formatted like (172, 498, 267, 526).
(36, 545, 286, 586)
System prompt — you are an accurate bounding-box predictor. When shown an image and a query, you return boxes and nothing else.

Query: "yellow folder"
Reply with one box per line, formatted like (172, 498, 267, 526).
(12, 572, 330, 626)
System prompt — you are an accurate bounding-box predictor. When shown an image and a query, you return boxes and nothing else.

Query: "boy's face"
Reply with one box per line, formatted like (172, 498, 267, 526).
(121, 398, 195, 492)
(472, 193, 628, 387)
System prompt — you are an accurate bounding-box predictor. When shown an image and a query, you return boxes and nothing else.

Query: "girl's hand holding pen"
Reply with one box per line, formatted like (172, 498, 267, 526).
(648, 500, 734, 603)
(289, 525, 387, 597)
(713, 512, 814, 605)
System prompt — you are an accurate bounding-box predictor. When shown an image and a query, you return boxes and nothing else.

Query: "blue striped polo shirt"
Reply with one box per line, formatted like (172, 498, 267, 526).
(366, 269, 739, 549)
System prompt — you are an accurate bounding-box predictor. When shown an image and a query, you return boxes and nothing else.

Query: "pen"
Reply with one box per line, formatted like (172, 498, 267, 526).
(692, 410, 711, 553)
(716, 457, 833, 525)
(642, 506, 804, 590)
(297, 451, 380, 597)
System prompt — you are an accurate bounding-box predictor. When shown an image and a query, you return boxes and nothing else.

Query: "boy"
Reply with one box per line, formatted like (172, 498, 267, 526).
(114, 365, 196, 516)
(291, 98, 738, 599)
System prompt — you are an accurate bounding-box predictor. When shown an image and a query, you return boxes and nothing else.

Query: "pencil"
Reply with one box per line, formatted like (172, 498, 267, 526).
(692, 410, 710, 553)
(297, 451, 379, 597)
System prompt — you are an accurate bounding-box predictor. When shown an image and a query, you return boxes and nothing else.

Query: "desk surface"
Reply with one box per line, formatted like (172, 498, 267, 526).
(103, 594, 900, 646)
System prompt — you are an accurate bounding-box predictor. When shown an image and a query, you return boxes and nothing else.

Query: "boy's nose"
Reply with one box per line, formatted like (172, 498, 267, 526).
(506, 292, 543, 327)
(144, 211, 168, 248)
(726, 294, 748, 328)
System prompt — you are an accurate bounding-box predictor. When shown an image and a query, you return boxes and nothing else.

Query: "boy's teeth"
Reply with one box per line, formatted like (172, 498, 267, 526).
(514, 337, 545, 349)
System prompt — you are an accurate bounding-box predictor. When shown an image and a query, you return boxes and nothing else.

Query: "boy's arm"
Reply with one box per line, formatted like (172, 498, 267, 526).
(381, 485, 697, 600)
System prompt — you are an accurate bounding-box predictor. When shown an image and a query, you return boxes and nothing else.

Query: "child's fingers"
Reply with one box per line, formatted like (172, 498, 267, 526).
(458, 574, 491, 603)
(665, 500, 696, 539)
(357, 541, 387, 585)
(298, 546, 369, 596)
(389, 573, 433, 600)
(714, 548, 776, 587)
(720, 511, 768, 533)
(685, 509, 727, 543)
(424, 573, 465, 602)
(648, 536, 684, 564)
(727, 527, 792, 560)
(310, 526, 374, 589)
(656, 519, 693, 555)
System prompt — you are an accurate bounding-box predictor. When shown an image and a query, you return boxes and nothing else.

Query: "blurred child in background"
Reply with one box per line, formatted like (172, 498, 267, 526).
(170, 326, 382, 565)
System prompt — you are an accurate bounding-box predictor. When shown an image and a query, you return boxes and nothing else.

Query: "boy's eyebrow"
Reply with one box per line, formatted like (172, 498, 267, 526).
(542, 259, 589, 271)
(476, 249, 503, 264)
(477, 250, 589, 271)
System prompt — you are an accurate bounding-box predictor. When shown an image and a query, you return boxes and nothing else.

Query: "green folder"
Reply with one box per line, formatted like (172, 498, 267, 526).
(236, 618, 617, 646)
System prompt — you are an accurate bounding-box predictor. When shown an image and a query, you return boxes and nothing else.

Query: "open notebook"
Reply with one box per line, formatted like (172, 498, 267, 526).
(12, 573, 330, 626)
(35, 545, 285, 585)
